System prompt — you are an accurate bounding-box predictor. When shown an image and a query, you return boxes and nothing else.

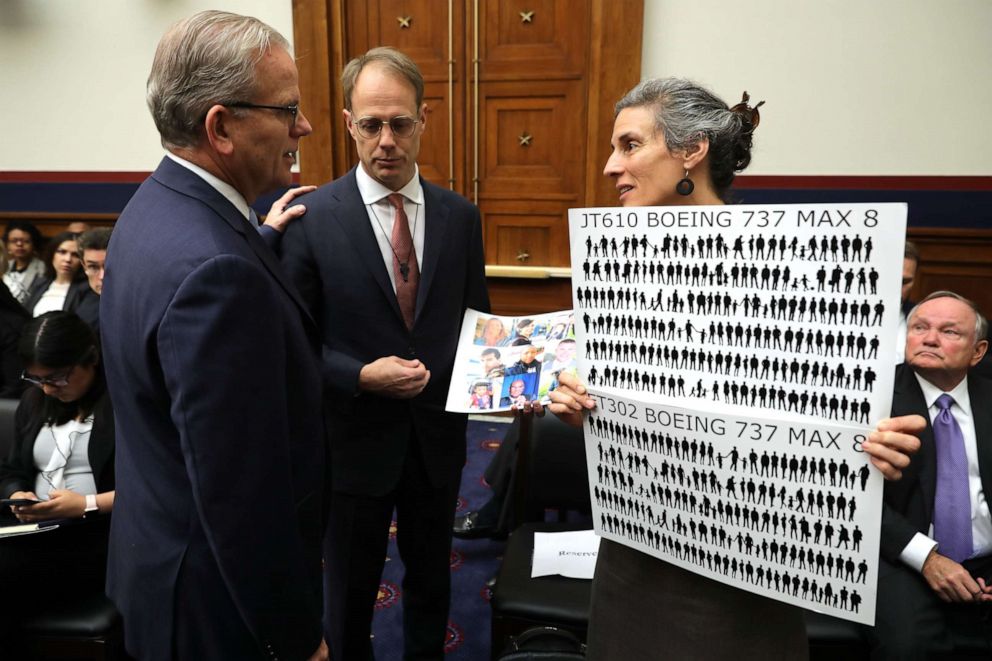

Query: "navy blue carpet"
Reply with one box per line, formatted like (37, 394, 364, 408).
(371, 417, 512, 659)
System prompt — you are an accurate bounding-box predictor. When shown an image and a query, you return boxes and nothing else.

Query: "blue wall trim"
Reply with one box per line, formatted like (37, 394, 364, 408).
(1, 182, 990, 229)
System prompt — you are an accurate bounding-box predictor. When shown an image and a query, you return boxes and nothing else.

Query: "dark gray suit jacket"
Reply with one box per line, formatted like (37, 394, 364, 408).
(281, 167, 489, 496)
(101, 157, 326, 661)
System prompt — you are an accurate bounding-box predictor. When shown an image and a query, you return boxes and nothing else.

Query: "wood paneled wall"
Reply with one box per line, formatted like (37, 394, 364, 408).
(0, 212, 116, 241)
(908, 227, 992, 319)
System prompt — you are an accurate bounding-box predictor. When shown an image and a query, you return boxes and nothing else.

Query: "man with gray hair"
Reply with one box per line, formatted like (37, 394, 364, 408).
(100, 11, 327, 660)
(869, 290, 992, 658)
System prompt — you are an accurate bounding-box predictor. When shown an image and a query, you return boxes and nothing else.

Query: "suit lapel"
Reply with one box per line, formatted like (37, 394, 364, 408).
(329, 171, 405, 324)
(894, 365, 937, 522)
(416, 180, 448, 323)
(151, 158, 316, 331)
(968, 375, 992, 507)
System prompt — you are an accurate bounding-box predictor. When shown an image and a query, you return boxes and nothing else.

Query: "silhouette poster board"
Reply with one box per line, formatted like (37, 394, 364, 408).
(569, 202, 907, 625)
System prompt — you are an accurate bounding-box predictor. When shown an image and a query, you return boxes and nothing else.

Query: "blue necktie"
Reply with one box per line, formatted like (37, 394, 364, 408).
(932, 394, 972, 562)
(248, 208, 260, 228)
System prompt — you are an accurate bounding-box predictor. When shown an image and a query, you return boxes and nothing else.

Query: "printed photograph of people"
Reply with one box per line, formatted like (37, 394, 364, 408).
(539, 338, 579, 397)
(467, 380, 494, 410)
(504, 317, 536, 346)
(499, 374, 538, 408)
(473, 316, 509, 346)
(478, 347, 505, 378)
(504, 344, 543, 376)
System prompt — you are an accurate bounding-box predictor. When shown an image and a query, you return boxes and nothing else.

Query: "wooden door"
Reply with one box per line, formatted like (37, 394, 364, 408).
(293, 0, 644, 313)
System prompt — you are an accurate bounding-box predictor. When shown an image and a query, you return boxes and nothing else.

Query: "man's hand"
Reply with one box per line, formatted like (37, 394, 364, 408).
(359, 356, 430, 398)
(262, 185, 318, 233)
(921, 549, 992, 603)
(547, 372, 596, 428)
(306, 638, 329, 661)
(862, 414, 925, 480)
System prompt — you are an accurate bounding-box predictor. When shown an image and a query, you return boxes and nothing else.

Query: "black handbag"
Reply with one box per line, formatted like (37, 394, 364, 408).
(498, 626, 587, 660)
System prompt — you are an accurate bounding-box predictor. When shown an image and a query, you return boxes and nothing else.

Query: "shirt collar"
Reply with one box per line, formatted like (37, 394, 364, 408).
(166, 152, 252, 221)
(914, 371, 972, 417)
(355, 163, 423, 206)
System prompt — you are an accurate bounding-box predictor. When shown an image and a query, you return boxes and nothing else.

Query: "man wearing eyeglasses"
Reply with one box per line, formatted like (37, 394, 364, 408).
(281, 47, 488, 660)
(65, 227, 111, 333)
(100, 11, 328, 661)
(866, 291, 992, 658)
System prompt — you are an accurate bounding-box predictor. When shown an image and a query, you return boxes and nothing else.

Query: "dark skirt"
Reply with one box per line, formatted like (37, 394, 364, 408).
(586, 539, 809, 660)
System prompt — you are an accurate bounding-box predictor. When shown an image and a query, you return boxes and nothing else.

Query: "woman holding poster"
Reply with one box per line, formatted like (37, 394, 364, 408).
(549, 78, 923, 659)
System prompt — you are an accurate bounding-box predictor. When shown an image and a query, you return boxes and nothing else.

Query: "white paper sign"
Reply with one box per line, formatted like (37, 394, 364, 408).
(532, 529, 601, 579)
(569, 202, 908, 625)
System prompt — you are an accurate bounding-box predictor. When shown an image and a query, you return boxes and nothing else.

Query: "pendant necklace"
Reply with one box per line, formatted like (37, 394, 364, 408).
(369, 199, 420, 282)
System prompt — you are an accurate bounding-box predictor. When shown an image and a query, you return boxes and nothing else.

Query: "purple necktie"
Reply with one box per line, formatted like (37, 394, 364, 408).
(388, 193, 419, 329)
(932, 393, 972, 562)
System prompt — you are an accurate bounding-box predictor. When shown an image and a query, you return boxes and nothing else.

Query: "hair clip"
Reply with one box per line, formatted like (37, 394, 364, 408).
(729, 91, 765, 131)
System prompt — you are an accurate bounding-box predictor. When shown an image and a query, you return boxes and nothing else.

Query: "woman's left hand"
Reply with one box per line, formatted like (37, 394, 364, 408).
(13, 489, 85, 522)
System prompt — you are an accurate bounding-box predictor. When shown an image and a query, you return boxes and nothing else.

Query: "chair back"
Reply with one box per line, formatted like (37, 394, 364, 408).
(512, 413, 591, 525)
(0, 397, 19, 461)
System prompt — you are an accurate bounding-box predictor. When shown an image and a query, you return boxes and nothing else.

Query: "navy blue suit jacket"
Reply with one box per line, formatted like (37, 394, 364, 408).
(281, 167, 489, 496)
(881, 363, 992, 563)
(101, 157, 326, 660)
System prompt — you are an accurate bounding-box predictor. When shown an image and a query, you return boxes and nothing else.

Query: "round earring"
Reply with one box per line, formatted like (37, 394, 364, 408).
(676, 170, 694, 196)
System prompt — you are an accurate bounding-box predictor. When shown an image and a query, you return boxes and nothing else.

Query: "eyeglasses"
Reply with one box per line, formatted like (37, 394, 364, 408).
(353, 115, 419, 139)
(22, 365, 75, 388)
(6, 237, 31, 245)
(225, 101, 299, 121)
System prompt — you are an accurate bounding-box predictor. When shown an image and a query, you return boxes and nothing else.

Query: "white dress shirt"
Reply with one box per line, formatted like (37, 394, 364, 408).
(166, 152, 253, 223)
(355, 163, 425, 293)
(899, 374, 992, 571)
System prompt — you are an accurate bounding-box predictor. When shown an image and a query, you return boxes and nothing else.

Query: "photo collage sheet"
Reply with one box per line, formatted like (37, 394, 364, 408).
(445, 309, 577, 413)
(568, 203, 907, 625)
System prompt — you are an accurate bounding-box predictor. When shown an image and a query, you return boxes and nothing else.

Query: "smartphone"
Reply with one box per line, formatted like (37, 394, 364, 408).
(1, 498, 42, 506)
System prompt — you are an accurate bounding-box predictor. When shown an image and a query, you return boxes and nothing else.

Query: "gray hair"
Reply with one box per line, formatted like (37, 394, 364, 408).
(341, 47, 424, 112)
(615, 77, 759, 200)
(147, 10, 290, 149)
(909, 290, 988, 342)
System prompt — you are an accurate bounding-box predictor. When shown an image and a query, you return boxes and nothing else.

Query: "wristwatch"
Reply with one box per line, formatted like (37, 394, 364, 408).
(84, 494, 99, 517)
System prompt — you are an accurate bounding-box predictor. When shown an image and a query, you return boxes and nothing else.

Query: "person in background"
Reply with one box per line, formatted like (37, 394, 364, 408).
(70, 228, 112, 332)
(23, 231, 90, 318)
(2, 221, 46, 305)
(867, 291, 992, 659)
(66, 221, 91, 235)
(896, 241, 919, 364)
(0, 285, 30, 398)
(547, 77, 926, 660)
(0, 312, 115, 645)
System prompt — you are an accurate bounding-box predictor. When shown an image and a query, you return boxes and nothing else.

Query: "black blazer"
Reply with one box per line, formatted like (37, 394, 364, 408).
(0, 387, 114, 498)
(22, 276, 93, 318)
(281, 167, 490, 495)
(880, 363, 992, 562)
